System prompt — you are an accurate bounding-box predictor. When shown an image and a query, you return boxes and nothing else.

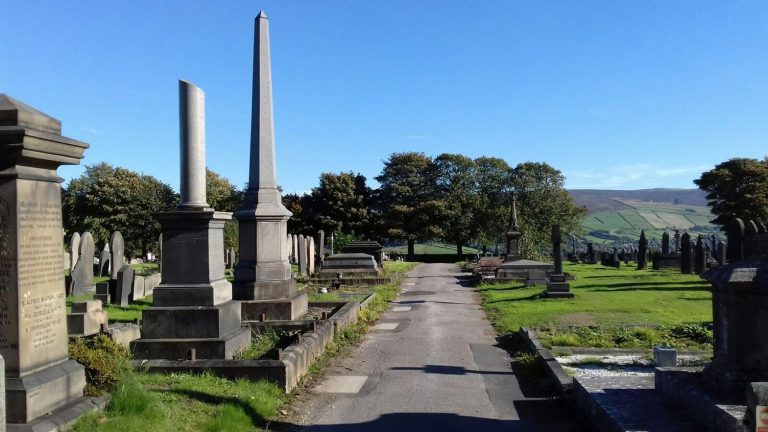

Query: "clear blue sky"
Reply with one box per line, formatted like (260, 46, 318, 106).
(2, 1, 767, 193)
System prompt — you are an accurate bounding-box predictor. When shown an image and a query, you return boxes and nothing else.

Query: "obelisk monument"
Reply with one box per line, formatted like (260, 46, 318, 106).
(131, 81, 250, 359)
(233, 11, 308, 320)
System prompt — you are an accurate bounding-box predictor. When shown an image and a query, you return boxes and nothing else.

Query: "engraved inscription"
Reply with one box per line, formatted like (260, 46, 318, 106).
(0, 192, 13, 352)
(17, 199, 66, 352)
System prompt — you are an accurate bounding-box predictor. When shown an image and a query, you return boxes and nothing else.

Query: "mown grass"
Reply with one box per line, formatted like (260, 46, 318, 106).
(72, 372, 283, 432)
(479, 262, 713, 349)
(71, 258, 417, 432)
(129, 262, 159, 276)
(66, 295, 153, 323)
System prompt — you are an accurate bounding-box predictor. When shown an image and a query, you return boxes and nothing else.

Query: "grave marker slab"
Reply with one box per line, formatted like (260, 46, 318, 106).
(71, 231, 95, 295)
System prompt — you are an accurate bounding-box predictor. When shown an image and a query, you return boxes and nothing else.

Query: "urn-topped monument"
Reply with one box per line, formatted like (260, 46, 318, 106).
(233, 12, 308, 320)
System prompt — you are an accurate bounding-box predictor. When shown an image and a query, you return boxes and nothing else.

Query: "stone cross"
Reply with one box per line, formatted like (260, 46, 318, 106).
(680, 233, 692, 274)
(637, 230, 648, 270)
(551, 225, 563, 274)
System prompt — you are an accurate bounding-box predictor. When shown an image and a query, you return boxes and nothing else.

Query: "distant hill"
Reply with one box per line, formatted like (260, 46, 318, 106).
(567, 189, 719, 245)
(568, 188, 708, 213)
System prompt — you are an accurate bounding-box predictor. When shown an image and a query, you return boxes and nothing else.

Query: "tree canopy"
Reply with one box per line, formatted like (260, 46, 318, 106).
(63, 162, 177, 256)
(694, 157, 768, 228)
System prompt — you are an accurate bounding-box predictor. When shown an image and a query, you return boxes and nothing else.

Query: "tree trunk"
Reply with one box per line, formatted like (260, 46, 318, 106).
(483, 244, 487, 256)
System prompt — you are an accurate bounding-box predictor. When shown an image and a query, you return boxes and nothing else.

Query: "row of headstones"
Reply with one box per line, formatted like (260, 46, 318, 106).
(287, 230, 325, 276)
(67, 231, 126, 296)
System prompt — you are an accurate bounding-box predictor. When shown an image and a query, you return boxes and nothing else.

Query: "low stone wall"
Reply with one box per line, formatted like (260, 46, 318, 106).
(519, 327, 573, 395)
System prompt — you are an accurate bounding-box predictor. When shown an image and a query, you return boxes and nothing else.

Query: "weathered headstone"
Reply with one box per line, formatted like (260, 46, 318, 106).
(544, 225, 573, 298)
(109, 231, 125, 280)
(71, 231, 96, 295)
(298, 234, 307, 276)
(227, 247, 236, 270)
(680, 233, 692, 274)
(131, 275, 145, 302)
(716, 240, 726, 265)
(317, 229, 325, 265)
(694, 235, 706, 275)
(115, 265, 135, 307)
(97, 243, 111, 277)
(673, 230, 681, 253)
(132, 80, 250, 359)
(69, 232, 81, 271)
(726, 218, 745, 262)
(612, 248, 620, 268)
(745, 219, 760, 257)
(586, 243, 595, 264)
(307, 236, 316, 275)
(637, 230, 648, 270)
(66, 300, 107, 337)
(0, 94, 87, 425)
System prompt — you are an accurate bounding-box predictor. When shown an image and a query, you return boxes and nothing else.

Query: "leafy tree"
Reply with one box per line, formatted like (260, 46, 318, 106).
(473, 157, 513, 254)
(509, 162, 587, 260)
(375, 152, 446, 256)
(309, 172, 371, 236)
(62, 163, 177, 257)
(694, 158, 768, 228)
(282, 193, 313, 234)
(433, 154, 478, 256)
(206, 169, 243, 250)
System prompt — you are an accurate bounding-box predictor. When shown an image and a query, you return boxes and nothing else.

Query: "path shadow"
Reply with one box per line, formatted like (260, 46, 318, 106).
(587, 280, 710, 292)
(165, 388, 269, 427)
(271, 409, 591, 432)
(486, 293, 542, 304)
(389, 364, 514, 376)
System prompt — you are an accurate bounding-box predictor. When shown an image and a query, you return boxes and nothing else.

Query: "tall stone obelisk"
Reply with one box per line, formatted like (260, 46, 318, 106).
(131, 80, 250, 360)
(234, 11, 308, 320)
(504, 197, 522, 262)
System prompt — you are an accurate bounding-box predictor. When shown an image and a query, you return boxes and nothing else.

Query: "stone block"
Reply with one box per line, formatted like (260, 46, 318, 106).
(71, 300, 102, 314)
(116, 265, 134, 307)
(143, 273, 161, 297)
(67, 301, 107, 337)
(653, 346, 677, 367)
(5, 359, 86, 424)
(240, 292, 309, 321)
(104, 323, 141, 348)
(131, 326, 251, 360)
(131, 275, 145, 302)
(140, 300, 243, 339)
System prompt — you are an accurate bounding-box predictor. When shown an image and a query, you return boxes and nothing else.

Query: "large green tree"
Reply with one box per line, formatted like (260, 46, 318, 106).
(694, 158, 768, 228)
(433, 153, 478, 256)
(473, 157, 513, 253)
(509, 162, 586, 260)
(375, 152, 446, 256)
(309, 172, 371, 236)
(62, 162, 177, 257)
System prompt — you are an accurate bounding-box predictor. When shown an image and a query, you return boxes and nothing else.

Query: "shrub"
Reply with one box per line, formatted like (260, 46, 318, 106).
(69, 334, 130, 396)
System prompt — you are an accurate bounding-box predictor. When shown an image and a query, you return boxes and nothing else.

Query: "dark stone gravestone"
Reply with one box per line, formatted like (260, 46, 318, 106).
(661, 231, 670, 254)
(694, 235, 706, 275)
(317, 229, 325, 265)
(71, 232, 95, 295)
(612, 248, 620, 268)
(717, 240, 726, 265)
(637, 230, 648, 270)
(115, 265, 134, 307)
(586, 242, 596, 264)
(680, 233, 692, 274)
(69, 232, 80, 272)
(673, 230, 681, 253)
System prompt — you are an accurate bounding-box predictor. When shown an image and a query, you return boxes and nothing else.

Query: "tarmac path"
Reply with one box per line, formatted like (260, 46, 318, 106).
(291, 263, 587, 432)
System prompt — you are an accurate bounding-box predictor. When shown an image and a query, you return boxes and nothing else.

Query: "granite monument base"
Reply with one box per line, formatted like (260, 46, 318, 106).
(496, 259, 553, 284)
(240, 292, 309, 321)
(233, 277, 297, 301)
(317, 253, 382, 278)
(130, 327, 251, 360)
(5, 359, 86, 424)
(543, 275, 574, 298)
(652, 254, 681, 270)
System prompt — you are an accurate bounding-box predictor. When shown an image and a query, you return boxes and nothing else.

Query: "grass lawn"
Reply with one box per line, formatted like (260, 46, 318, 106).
(71, 259, 418, 431)
(479, 262, 713, 349)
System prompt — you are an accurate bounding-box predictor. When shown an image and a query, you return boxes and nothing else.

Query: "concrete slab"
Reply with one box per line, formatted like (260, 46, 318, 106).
(392, 306, 412, 312)
(372, 322, 399, 330)
(313, 375, 368, 394)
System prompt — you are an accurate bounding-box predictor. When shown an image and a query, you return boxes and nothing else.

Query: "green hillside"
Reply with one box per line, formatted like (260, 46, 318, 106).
(581, 200, 721, 244)
(384, 243, 481, 255)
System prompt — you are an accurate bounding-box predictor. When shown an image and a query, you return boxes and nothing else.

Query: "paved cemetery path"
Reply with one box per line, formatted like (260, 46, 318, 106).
(288, 263, 587, 432)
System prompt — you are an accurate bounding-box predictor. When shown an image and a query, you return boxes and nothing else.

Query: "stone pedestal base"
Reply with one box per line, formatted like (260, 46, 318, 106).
(241, 292, 309, 321)
(5, 359, 86, 424)
(233, 277, 297, 301)
(544, 275, 574, 298)
(131, 326, 251, 360)
(133, 299, 251, 359)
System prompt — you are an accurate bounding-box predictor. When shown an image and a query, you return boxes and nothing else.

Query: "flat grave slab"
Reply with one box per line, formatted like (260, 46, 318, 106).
(372, 323, 400, 331)
(313, 375, 369, 394)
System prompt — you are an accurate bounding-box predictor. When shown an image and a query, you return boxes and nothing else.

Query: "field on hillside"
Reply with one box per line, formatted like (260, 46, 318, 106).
(580, 200, 720, 244)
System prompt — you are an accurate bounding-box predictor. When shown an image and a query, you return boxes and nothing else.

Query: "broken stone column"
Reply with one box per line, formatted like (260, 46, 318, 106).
(233, 11, 307, 320)
(131, 81, 250, 360)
